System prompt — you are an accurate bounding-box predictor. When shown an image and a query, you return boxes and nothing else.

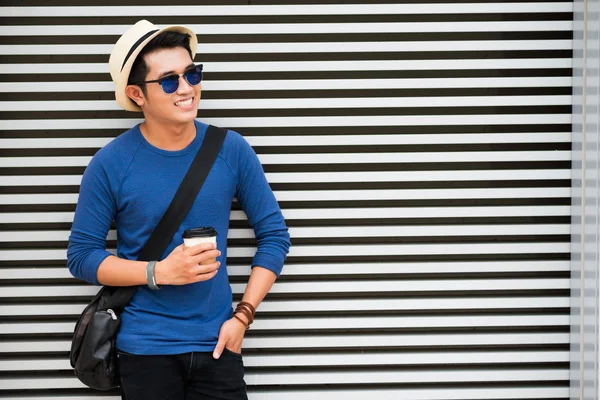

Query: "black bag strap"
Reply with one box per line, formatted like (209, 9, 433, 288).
(138, 124, 226, 261)
(100, 125, 227, 310)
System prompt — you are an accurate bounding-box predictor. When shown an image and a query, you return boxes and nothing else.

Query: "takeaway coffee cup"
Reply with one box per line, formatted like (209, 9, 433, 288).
(183, 227, 218, 265)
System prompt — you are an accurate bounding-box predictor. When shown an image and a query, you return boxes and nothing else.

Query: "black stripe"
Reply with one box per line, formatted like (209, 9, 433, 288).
(0, 180, 572, 196)
(0, 124, 573, 139)
(0, 49, 575, 64)
(0, 13, 574, 26)
(121, 29, 158, 71)
(0, 234, 572, 250)
(0, 31, 574, 44)
(0, 215, 572, 233)
(0, 69, 574, 83)
(0, 87, 573, 102)
(0, 105, 573, 120)
(2, 197, 572, 214)
(0, 161, 573, 176)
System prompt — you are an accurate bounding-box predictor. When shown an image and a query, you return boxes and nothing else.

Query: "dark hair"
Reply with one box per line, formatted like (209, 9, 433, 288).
(127, 31, 193, 96)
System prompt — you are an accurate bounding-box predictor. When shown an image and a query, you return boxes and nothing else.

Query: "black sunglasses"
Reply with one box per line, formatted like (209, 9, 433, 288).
(133, 64, 203, 94)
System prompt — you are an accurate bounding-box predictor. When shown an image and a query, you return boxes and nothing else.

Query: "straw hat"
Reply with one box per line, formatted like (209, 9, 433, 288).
(109, 20, 198, 112)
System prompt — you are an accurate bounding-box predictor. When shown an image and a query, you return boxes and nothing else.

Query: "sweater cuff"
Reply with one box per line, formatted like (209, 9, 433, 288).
(251, 253, 285, 277)
(84, 251, 113, 286)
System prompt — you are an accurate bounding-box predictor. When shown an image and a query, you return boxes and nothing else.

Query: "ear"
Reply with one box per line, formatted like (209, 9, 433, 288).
(125, 85, 146, 107)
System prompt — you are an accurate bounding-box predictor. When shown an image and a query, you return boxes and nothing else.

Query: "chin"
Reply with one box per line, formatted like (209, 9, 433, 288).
(171, 110, 198, 124)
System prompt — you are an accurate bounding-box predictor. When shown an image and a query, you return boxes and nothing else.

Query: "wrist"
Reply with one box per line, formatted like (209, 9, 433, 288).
(232, 313, 250, 329)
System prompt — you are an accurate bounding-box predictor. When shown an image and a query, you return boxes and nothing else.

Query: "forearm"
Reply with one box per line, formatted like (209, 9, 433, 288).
(237, 266, 277, 314)
(96, 255, 148, 286)
(96, 244, 220, 287)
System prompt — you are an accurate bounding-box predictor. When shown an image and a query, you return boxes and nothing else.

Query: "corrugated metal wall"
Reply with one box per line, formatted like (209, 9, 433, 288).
(0, 2, 573, 399)
(571, 0, 599, 398)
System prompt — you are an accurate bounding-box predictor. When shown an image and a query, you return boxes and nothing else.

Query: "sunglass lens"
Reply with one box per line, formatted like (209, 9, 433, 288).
(184, 68, 202, 86)
(160, 76, 179, 94)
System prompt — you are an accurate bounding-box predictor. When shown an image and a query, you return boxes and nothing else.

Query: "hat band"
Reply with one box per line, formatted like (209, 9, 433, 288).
(121, 29, 159, 71)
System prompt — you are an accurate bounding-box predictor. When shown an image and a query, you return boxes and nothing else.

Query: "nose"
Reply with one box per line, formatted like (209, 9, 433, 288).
(176, 74, 193, 94)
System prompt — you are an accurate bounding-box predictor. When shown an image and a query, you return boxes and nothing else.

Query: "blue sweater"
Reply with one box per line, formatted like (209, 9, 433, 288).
(67, 121, 290, 355)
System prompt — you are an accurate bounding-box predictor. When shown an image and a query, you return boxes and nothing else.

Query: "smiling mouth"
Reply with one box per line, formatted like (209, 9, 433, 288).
(175, 98, 193, 107)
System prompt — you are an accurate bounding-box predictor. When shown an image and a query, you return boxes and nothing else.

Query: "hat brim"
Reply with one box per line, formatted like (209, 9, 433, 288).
(115, 25, 198, 112)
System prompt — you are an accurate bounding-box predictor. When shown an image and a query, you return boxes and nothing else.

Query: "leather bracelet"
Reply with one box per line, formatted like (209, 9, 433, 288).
(235, 302, 255, 321)
(234, 302, 256, 326)
(235, 307, 254, 325)
(237, 301, 256, 315)
(235, 303, 255, 323)
(146, 261, 161, 290)
(233, 313, 249, 329)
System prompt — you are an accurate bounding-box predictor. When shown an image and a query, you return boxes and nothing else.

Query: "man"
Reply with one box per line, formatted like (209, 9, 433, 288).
(67, 20, 291, 400)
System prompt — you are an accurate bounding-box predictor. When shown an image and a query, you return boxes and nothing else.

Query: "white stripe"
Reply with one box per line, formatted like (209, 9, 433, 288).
(0, 261, 570, 281)
(0, 156, 92, 167)
(0, 370, 570, 389)
(0, 95, 573, 111)
(0, 77, 574, 93)
(0, 3, 573, 17)
(246, 133, 573, 146)
(7, 279, 557, 298)
(0, 138, 111, 148)
(249, 369, 569, 384)
(0, 333, 570, 354)
(0, 114, 573, 130)
(0, 315, 570, 335)
(254, 279, 571, 293)
(0, 224, 570, 243)
(276, 206, 572, 219)
(0, 350, 570, 370)
(258, 150, 572, 163)
(0, 59, 574, 74)
(0, 151, 573, 167)
(0, 40, 574, 55)
(244, 332, 572, 348)
(0, 187, 572, 205)
(0, 388, 572, 399)
(272, 187, 572, 200)
(263, 170, 571, 183)
(0, 21, 574, 36)
(208, 95, 574, 108)
(230, 260, 572, 275)
(0, 169, 571, 186)
(0, 206, 571, 224)
(282, 150, 571, 163)
(260, 298, 571, 312)
(0, 365, 569, 384)
(197, 40, 573, 52)
(0, 297, 570, 317)
(0, 133, 572, 150)
(250, 225, 572, 238)
(205, 76, 575, 90)
(234, 315, 572, 330)
(0, 242, 572, 262)
(256, 370, 566, 384)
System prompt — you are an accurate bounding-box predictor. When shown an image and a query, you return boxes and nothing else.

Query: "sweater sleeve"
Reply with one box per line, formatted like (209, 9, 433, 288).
(67, 152, 117, 285)
(232, 131, 291, 277)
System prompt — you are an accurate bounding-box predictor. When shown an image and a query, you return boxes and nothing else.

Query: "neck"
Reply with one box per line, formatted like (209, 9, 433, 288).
(139, 118, 196, 151)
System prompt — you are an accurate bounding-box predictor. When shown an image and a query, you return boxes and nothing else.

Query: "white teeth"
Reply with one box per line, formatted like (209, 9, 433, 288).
(175, 98, 193, 107)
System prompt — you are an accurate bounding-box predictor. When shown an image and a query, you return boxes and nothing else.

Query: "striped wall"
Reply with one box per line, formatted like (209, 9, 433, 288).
(0, 2, 573, 399)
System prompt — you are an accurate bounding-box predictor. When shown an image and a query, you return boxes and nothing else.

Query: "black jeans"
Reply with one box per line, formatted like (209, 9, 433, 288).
(117, 349, 247, 400)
